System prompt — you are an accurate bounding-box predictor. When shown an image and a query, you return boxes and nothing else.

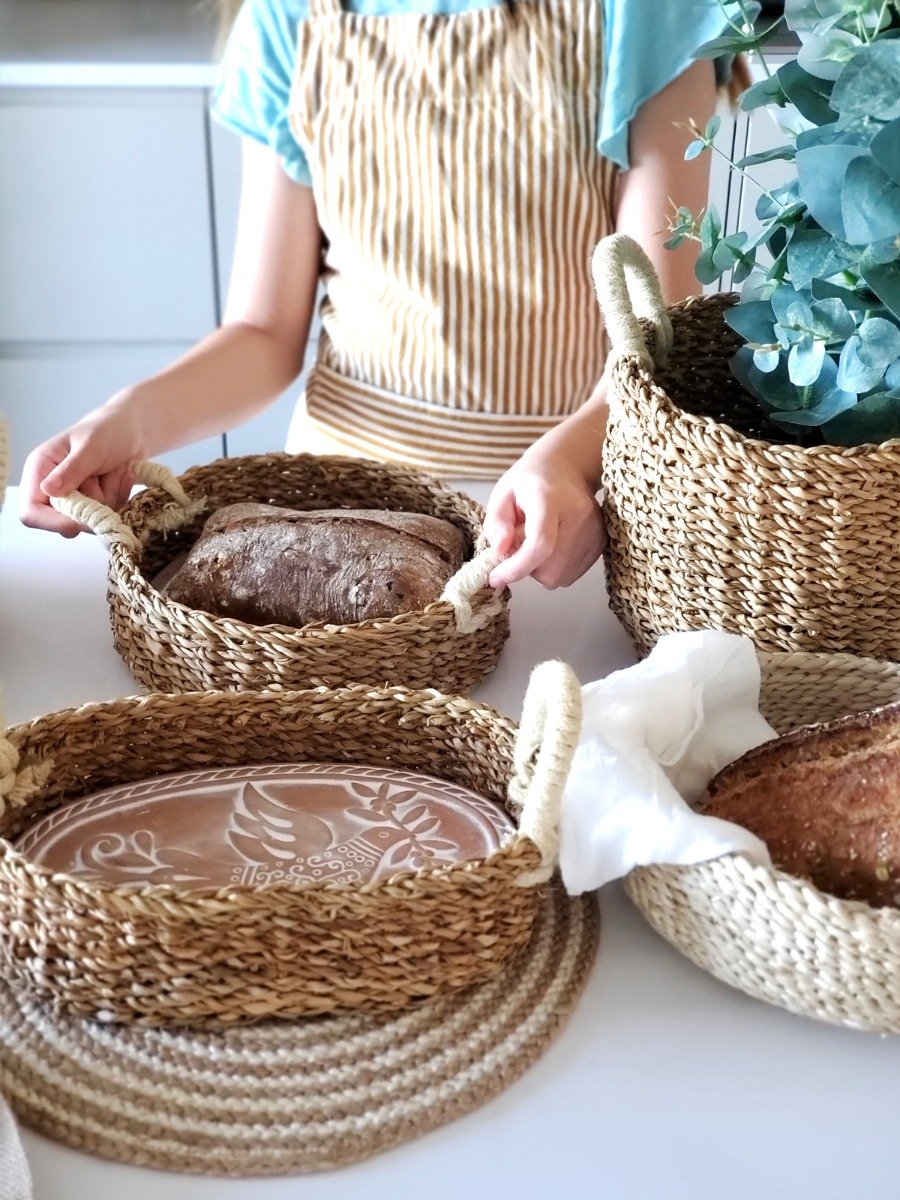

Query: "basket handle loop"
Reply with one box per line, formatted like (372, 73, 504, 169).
(0, 716, 51, 817)
(440, 546, 504, 634)
(591, 234, 674, 371)
(508, 660, 583, 887)
(50, 460, 199, 553)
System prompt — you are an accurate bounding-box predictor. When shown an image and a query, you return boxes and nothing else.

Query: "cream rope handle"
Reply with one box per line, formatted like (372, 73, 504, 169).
(0, 714, 51, 819)
(591, 233, 674, 371)
(440, 545, 504, 634)
(508, 659, 583, 887)
(49, 460, 202, 553)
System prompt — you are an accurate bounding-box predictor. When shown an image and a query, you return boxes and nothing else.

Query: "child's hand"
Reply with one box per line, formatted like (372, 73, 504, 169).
(19, 400, 143, 537)
(484, 450, 607, 589)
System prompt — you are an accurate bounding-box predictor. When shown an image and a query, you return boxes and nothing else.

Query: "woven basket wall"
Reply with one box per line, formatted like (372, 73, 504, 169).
(73, 453, 509, 694)
(602, 294, 900, 660)
(0, 681, 561, 1027)
(626, 649, 900, 1033)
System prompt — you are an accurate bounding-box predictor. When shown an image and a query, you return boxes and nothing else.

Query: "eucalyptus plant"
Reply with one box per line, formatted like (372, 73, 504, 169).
(668, 0, 900, 444)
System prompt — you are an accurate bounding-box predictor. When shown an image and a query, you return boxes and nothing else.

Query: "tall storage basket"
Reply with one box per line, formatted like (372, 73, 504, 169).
(593, 235, 900, 661)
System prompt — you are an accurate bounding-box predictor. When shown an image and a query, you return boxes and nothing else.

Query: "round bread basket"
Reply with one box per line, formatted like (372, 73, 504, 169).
(52, 453, 509, 693)
(0, 661, 581, 1027)
(593, 234, 900, 661)
(626, 648, 900, 1033)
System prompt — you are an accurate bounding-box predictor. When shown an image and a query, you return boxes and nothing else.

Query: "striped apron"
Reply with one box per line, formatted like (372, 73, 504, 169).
(287, 0, 617, 479)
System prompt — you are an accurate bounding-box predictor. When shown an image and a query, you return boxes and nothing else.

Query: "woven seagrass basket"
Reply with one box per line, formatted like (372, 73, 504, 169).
(592, 234, 900, 661)
(626, 648, 900, 1033)
(0, 662, 581, 1027)
(53, 453, 508, 694)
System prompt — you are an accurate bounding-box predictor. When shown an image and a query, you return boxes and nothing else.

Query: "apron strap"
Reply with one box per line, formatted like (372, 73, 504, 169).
(308, 0, 343, 16)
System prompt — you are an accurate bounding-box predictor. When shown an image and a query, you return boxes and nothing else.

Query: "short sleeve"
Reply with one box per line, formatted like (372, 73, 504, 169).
(210, 0, 313, 186)
(599, 0, 726, 171)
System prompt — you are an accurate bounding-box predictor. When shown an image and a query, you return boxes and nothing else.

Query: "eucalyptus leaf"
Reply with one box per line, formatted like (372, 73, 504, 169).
(797, 30, 864, 82)
(770, 385, 858, 425)
(786, 226, 851, 288)
(810, 278, 870, 311)
(754, 348, 782, 372)
(737, 145, 797, 169)
(871, 118, 900, 186)
(830, 41, 900, 122)
(776, 59, 836, 124)
(740, 75, 787, 112)
(694, 34, 760, 58)
(862, 238, 900, 267)
(771, 284, 807, 325)
(861, 259, 900, 322)
(856, 317, 900, 369)
(685, 139, 707, 161)
(836, 335, 887, 392)
(886, 360, 900, 391)
(796, 143, 868, 239)
(789, 336, 827, 386)
(810, 297, 856, 342)
(842, 158, 900, 246)
(823, 391, 900, 445)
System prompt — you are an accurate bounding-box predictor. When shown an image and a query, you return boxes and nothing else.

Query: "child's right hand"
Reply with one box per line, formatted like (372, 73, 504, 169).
(19, 399, 144, 537)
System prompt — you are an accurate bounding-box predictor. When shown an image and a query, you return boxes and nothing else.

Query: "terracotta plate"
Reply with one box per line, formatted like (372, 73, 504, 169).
(15, 764, 514, 887)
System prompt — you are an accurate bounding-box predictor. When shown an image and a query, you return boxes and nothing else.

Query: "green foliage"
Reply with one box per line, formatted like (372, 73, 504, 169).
(670, 0, 900, 445)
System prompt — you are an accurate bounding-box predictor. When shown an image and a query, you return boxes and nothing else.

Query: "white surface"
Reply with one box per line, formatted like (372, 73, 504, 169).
(3, 483, 900, 1200)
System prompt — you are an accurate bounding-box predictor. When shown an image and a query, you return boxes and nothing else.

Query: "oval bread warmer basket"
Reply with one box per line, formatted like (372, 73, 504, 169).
(626, 649, 900, 1033)
(593, 234, 900, 662)
(0, 662, 581, 1027)
(53, 453, 509, 694)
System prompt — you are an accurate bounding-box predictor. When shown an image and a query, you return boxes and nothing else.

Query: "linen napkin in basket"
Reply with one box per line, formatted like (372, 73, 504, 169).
(559, 631, 776, 895)
(0, 1093, 32, 1200)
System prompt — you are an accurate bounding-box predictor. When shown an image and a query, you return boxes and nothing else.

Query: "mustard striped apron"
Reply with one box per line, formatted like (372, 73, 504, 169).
(288, 0, 616, 478)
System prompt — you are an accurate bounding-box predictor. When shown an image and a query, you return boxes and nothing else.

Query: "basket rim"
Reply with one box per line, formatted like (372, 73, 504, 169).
(1, 685, 537, 906)
(619, 294, 900, 461)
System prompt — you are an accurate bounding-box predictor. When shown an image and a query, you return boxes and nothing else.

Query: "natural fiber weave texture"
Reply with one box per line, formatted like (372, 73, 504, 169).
(0, 665, 581, 1027)
(594, 235, 900, 660)
(626, 649, 900, 1032)
(54, 454, 509, 694)
(0, 883, 598, 1177)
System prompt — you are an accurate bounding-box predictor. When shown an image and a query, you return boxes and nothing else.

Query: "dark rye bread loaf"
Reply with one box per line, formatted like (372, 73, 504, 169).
(161, 503, 468, 627)
(701, 702, 900, 908)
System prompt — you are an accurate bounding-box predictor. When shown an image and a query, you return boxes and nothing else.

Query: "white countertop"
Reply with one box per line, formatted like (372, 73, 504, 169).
(3, 481, 900, 1200)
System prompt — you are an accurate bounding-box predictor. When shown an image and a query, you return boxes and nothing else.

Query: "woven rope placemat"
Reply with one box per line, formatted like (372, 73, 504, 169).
(0, 884, 597, 1177)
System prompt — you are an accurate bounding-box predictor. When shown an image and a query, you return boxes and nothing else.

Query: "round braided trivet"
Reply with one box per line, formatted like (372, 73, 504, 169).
(0, 885, 598, 1177)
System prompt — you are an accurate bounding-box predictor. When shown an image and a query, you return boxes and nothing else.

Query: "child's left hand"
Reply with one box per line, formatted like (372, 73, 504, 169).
(484, 449, 607, 590)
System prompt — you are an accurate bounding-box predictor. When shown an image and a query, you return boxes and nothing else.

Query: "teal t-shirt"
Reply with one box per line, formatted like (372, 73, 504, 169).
(212, 0, 726, 184)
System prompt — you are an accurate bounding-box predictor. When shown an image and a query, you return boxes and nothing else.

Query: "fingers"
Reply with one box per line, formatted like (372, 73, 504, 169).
(489, 490, 559, 588)
(18, 442, 85, 537)
(40, 438, 99, 499)
(483, 483, 522, 561)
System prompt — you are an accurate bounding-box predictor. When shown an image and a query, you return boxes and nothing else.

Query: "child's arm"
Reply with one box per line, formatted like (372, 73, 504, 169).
(20, 139, 321, 536)
(486, 59, 716, 588)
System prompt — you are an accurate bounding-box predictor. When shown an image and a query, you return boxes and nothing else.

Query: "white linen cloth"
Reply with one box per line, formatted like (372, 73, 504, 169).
(559, 631, 777, 895)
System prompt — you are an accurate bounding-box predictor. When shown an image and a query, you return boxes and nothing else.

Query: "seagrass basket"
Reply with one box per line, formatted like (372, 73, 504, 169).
(592, 234, 900, 661)
(53, 453, 509, 694)
(0, 662, 581, 1027)
(626, 648, 900, 1033)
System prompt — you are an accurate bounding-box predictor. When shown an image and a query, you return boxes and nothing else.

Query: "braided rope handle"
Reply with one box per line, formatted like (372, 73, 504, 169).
(49, 460, 202, 553)
(0, 713, 51, 820)
(591, 233, 674, 371)
(440, 546, 505, 634)
(508, 660, 584, 887)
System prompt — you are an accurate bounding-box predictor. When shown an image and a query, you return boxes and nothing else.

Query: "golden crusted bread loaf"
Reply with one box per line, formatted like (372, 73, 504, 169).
(161, 503, 467, 627)
(701, 702, 900, 908)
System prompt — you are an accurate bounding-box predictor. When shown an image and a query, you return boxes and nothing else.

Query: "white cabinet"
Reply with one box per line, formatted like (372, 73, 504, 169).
(0, 86, 224, 476)
(0, 345, 224, 480)
(0, 88, 215, 342)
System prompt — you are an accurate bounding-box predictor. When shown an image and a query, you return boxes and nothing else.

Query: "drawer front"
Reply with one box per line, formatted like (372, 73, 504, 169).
(0, 89, 216, 343)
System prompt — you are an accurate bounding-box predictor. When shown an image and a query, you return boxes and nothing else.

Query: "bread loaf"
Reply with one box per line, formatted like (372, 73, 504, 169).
(701, 702, 900, 907)
(161, 503, 467, 627)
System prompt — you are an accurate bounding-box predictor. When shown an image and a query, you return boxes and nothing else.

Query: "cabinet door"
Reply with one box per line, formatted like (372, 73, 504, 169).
(208, 113, 318, 456)
(0, 346, 225, 481)
(0, 88, 216, 343)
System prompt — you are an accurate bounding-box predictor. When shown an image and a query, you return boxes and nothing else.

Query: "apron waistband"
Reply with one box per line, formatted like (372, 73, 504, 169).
(304, 361, 565, 479)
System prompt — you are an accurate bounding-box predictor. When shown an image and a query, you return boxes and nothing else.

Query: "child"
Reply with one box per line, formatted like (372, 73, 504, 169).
(19, 0, 719, 591)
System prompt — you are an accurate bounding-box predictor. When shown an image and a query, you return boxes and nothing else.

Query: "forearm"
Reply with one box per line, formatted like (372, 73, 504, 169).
(519, 380, 608, 491)
(109, 319, 310, 459)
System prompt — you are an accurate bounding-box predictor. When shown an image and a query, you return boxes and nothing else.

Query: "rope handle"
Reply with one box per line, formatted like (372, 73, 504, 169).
(440, 545, 505, 634)
(591, 234, 674, 371)
(49, 460, 202, 553)
(0, 712, 52, 819)
(508, 660, 584, 887)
